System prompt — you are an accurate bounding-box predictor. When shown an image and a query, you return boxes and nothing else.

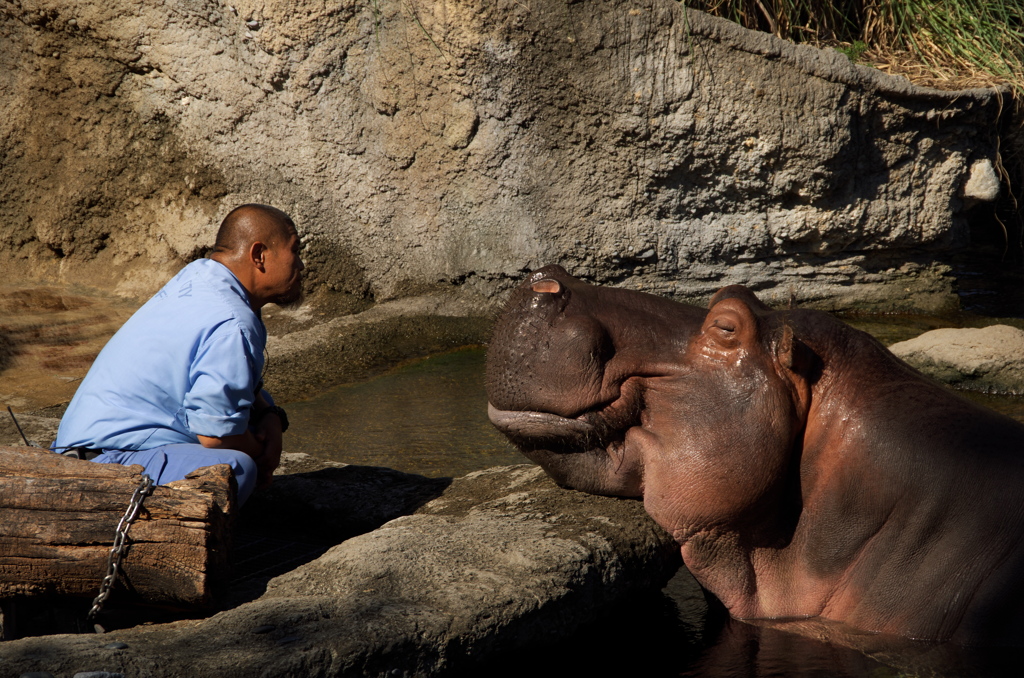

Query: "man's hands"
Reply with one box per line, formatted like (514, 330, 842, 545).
(196, 395, 285, 491)
(251, 407, 283, 489)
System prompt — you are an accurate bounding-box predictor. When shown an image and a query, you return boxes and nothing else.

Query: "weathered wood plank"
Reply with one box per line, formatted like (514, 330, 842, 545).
(0, 446, 234, 606)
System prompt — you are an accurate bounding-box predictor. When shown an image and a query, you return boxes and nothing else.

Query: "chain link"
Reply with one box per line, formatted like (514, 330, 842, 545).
(88, 473, 155, 626)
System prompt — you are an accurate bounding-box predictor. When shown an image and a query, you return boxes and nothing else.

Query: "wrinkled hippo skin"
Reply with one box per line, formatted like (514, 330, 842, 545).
(487, 265, 1024, 646)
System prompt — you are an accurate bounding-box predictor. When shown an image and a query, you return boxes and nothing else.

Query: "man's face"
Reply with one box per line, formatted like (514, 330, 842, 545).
(265, 228, 304, 305)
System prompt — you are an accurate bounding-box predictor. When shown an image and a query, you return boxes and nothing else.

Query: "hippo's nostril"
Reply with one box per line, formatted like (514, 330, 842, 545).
(531, 279, 561, 294)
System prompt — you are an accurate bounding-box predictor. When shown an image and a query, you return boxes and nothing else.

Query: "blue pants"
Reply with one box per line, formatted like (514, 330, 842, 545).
(92, 444, 258, 505)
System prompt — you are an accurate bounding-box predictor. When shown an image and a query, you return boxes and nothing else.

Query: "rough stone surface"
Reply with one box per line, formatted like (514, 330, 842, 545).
(0, 413, 59, 448)
(0, 464, 683, 677)
(239, 452, 452, 543)
(262, 291, 496, 401)
(0, 0, 1006, 313)
(962, 159, 1001, 203)
(890, 325, 1024, 394)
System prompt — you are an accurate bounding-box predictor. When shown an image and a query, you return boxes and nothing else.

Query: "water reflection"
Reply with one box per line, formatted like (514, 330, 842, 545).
(680, 619, 900, 678)
(283, 347, 525, 477)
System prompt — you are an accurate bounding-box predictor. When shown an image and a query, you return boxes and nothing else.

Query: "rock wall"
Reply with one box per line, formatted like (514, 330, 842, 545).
(0, 0, 1006, 310)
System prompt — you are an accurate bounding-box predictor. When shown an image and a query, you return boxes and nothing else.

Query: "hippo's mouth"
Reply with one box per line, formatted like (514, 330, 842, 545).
(488, 403, 622, 454)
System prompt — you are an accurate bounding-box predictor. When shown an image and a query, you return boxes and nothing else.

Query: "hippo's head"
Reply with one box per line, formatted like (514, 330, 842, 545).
(487, 265, 1024, 646)
(487, 265, 814, 535)
(486, 265, 704, 497)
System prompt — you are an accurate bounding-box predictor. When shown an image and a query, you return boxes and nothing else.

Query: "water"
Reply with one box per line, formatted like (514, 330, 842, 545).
(283, 329, 1024, 478)
(283, 347, 524, 478)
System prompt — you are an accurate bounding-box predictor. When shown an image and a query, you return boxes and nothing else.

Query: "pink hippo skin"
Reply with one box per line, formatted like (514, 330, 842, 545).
(486, 265, 1024, 646)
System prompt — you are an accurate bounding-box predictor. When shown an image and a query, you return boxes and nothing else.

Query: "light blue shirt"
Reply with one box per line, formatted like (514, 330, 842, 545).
(56, 259, 267, 451)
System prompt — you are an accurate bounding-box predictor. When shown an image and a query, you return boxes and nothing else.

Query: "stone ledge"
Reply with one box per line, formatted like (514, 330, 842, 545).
(0, 464, 682, 677)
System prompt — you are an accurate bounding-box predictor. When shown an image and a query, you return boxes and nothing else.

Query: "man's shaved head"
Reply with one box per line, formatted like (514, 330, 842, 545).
(210, 204, 304, 310)
(213, 204, 296, 254)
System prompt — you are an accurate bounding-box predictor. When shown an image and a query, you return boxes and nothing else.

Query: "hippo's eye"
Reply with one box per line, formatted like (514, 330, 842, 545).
(531, 279, 561, 294)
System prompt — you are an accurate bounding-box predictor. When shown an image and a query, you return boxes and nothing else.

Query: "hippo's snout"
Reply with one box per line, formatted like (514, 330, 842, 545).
(486, 268, 611, 417)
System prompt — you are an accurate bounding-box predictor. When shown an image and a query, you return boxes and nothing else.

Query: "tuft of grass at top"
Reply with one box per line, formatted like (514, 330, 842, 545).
(837, 40, 870, 62)
(681, 0, 1024, 97)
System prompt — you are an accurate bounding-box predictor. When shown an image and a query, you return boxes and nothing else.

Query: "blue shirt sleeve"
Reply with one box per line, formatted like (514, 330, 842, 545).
(181, 323, 259, 438)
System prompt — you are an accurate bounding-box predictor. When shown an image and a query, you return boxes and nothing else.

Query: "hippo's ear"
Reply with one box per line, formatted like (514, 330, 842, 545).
(776, 324, 815, 374)
(701, 296, 760, 351)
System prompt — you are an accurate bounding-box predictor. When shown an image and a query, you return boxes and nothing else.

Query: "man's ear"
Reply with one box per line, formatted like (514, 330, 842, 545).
(701, 296, 759, 351)
(250, 241, 268, 273)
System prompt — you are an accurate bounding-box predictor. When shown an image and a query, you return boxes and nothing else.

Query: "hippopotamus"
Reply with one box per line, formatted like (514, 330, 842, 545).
(486, 265, 1024, 646)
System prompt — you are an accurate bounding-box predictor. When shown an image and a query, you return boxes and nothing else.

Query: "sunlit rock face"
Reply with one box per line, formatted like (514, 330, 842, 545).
(0, 0, 1005, 311)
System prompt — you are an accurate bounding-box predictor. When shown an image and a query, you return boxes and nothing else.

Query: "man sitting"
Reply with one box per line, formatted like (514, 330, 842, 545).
(55, 204, 304, 505)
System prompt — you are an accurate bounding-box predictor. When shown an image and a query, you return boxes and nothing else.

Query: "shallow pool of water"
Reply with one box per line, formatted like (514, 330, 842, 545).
(283, 347, 524, 477)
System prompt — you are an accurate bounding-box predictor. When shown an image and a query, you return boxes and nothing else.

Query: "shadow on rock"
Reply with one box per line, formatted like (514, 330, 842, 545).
(0, 330, 15, 373)
(0, 465, 681, 677)
(238, 461, 452, 543)
(226, 457, 451, 606)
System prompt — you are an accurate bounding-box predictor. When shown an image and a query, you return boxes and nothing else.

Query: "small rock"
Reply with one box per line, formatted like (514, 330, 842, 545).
(251, 624, 276, 634)
(74, 672, 126, 678)
(246, 19, 260, 29)
(102, 641, 129, 650)
(20, 673, 55, 678)
(963, 158, 1000, 203)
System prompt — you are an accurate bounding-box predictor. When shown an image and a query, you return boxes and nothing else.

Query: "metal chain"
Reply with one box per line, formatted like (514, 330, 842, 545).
(88, 473, 155, 627)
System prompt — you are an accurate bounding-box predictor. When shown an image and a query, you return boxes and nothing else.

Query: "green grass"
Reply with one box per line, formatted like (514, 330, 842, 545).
(837, 39, 869, 62)
(682, 1, 1024, 96)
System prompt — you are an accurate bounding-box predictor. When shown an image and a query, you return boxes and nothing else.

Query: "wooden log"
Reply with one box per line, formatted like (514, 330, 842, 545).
(0, 445, 235, 607)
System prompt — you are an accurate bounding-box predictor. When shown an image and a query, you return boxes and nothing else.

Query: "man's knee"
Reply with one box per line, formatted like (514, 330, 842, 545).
(216, 449, 257, 505)
(126, 444, 258, 506)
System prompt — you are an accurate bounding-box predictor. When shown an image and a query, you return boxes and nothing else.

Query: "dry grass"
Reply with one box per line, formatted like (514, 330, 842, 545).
(854, 46, 1012, 92)
(683, 1, 1024, 97)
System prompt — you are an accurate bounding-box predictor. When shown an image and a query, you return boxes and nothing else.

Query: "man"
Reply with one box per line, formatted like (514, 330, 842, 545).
(55, 204, 304, 505)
